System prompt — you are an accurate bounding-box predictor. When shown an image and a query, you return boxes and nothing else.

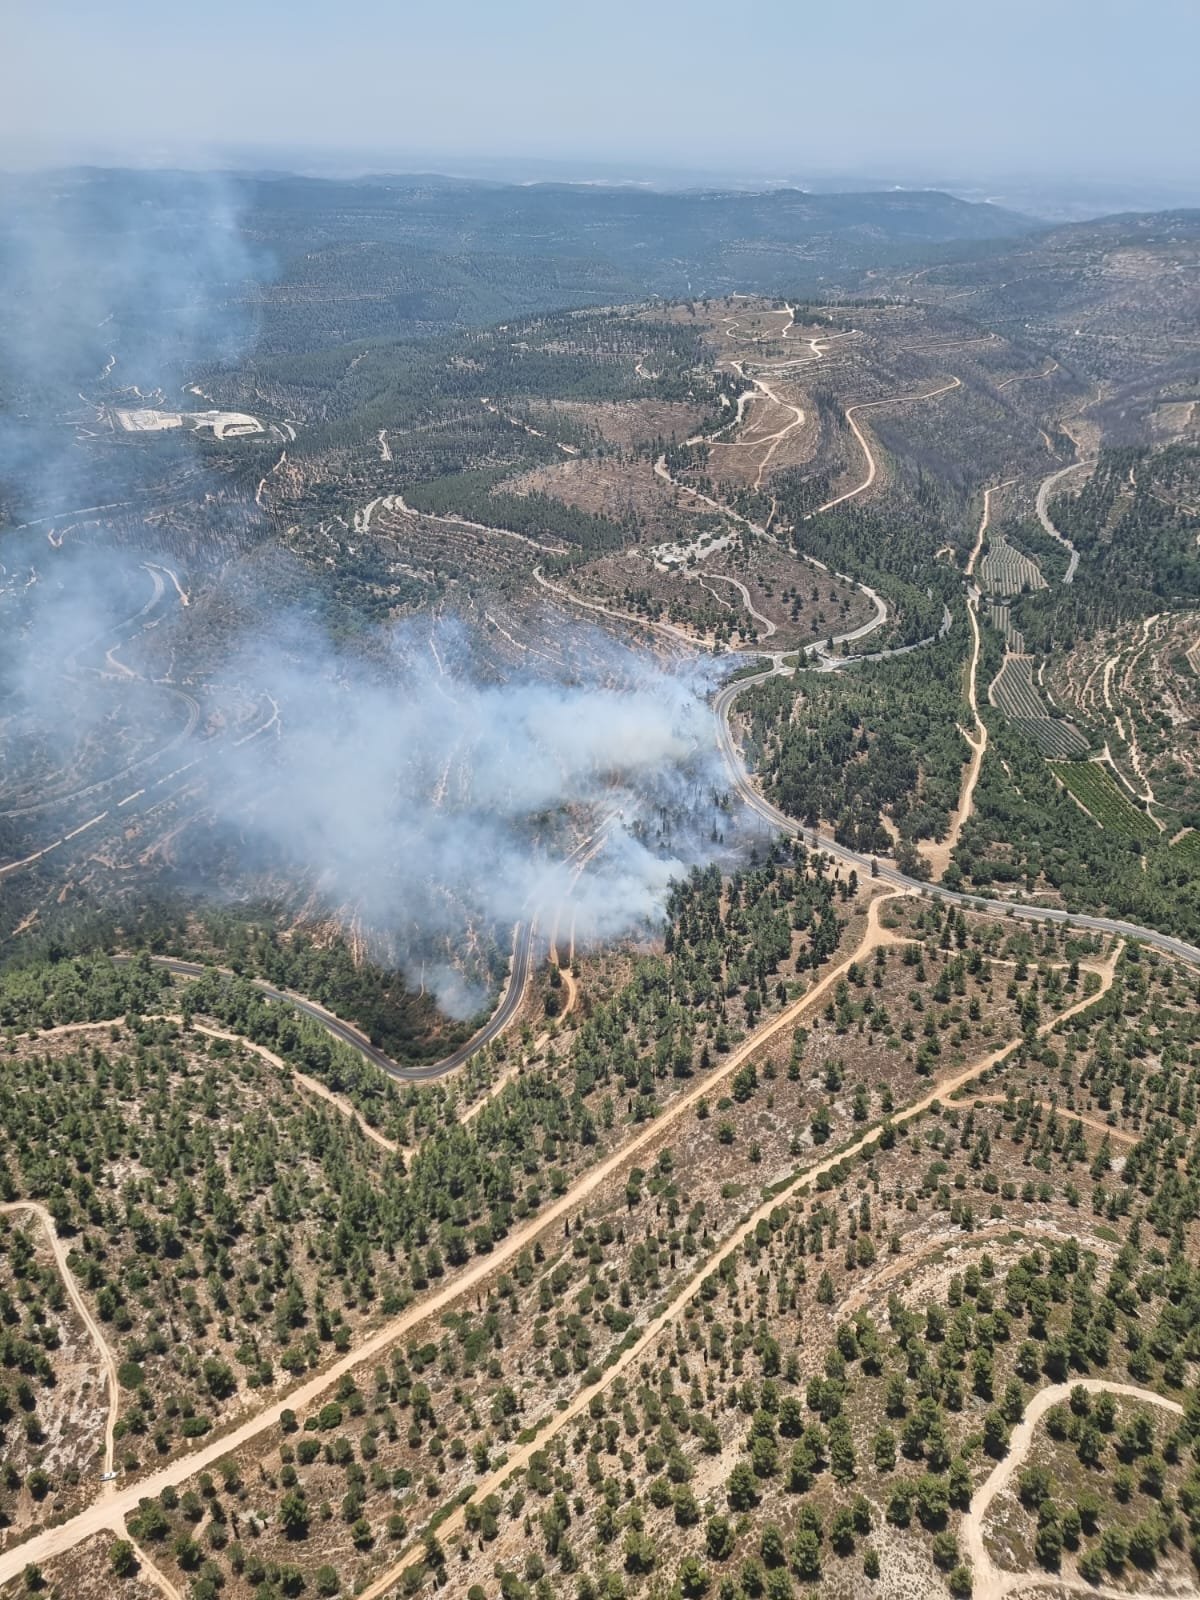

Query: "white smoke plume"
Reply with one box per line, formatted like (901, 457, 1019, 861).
(211, 616, 730, 1013)
(0, 170, 735, 1017)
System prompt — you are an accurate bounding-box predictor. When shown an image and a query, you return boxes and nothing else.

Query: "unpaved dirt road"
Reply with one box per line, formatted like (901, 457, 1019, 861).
(0, 891, 919, 1586)
(812, 376, 963, 516)
(357, 934, 1121, 1599)
(921, 481, 1014, 879)
(968, 1095, 1142, 1151)
(708, 361, 806, 490)
(532, 564, 700, 649)
(997, 360, 1059, 391)
(0, 886, 1128, 1591)
(189, 1021, 404, 1158)
(128, 1538, 187, 1600)
(1035, 458, 1090, 583)
(0, 1201, 120, 1486)
(699, 571, 777, 637)
(11, 1013, 408, 1166)
(651, 455, 892, 658)
(963, 1380, 1182, 1600)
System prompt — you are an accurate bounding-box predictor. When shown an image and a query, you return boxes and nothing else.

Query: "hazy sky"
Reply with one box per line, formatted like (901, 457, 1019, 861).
(4, 0, 1198, 184)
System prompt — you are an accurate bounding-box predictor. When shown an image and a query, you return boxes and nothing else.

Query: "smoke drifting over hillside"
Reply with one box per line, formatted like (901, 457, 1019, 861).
(0, 172, 731, 1016)
(0, 169, 262, 521)
(215, 618, 727, 1014)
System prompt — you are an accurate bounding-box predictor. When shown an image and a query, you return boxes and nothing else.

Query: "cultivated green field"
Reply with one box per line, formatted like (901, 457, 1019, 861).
(1050, 760, 1160, 837)
(991, 657, 1090, 756)
(978, 534, 1047, 597)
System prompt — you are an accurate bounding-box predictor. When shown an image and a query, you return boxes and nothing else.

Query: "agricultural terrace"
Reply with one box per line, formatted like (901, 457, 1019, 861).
(1047, 612, 1200, 832)
(1049, 762, 1160, 838)
(977, 537, 1046, 600)
(988, 658, 1090, 758)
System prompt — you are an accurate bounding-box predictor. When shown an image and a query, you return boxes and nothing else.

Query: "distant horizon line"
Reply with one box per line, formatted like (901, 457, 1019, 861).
(3, 147, 1199, 229)
(3, 141, 1198, 196)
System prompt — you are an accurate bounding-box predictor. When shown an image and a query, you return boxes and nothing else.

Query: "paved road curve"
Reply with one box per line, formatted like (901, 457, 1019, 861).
(113, 652, 1200, 1094)
(714, 666, 1200, 968)
(119, 918, 536, 1083)
(1035, 458, 1089, 584)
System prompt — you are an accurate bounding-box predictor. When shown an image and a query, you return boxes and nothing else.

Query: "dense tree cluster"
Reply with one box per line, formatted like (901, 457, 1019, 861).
(568, 851, 847, 1118)
(1047, 446, 1200, 606)
(779, 491, 958, 649)
(405, 473, 632, 554)
(738, 636, 972, 859)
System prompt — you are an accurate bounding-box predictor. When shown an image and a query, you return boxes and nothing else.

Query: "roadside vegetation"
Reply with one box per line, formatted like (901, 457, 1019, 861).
(736, 634, 972, 865)
(4, 184, 1200, 1600)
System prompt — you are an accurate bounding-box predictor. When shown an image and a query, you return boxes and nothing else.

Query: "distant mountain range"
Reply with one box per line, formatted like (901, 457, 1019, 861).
(4, 166, 1199, 374)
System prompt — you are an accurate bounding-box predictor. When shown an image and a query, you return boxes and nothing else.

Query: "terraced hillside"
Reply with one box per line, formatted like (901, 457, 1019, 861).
(4, 168, 1200, 1600)
(989, 657, 1091, 758)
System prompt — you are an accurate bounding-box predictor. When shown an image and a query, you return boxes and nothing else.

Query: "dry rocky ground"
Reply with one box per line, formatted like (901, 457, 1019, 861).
(7, 876, 1172, 1600)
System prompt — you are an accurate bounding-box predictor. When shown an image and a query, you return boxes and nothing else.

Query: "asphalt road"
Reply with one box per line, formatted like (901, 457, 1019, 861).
(120, 918, 535, 1082)
(110, 647, 1198, 1088)
(714, 668, 1200, 968)
(1036, 459, 1088, 584)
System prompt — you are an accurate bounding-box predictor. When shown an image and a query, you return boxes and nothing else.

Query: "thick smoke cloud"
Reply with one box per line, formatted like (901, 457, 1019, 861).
(216, 617, 728, 1011)
(0, 172, 732, 1017)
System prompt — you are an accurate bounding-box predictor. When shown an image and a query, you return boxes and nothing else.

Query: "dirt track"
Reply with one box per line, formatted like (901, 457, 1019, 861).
(0, 1200, 120, 1487)
(532, 563, 700, 649)
(355, 934, 1121, 1599)
(968, 1094, 1139, 1149)
(0, 891, 910, 1585)
(650, 454, 891, 657)
(700, 571, 777, 637)
(128, 1537, 187, 1600)
(0, 904, 1124, 1590)
(812, 376, 963, 515)
(1035, 458, 1089, 583)
(461, 938, 578, 1126)
(836, 1217, 1115, 1323)
(707, 317, 960, 514)
(14, 1013, 406, 1160)
(920, 481, 1014, 879)
(189, 1021, 405, 1158)
(963, 1381, 1183, 1600)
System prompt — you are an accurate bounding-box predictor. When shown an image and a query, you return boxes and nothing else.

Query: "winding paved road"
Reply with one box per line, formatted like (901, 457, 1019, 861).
(1035, 459, 1090, 584)
(713, 664, 1200, 968)
(121, 814, 623, 1081)
(118, 918, 536, 1084)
